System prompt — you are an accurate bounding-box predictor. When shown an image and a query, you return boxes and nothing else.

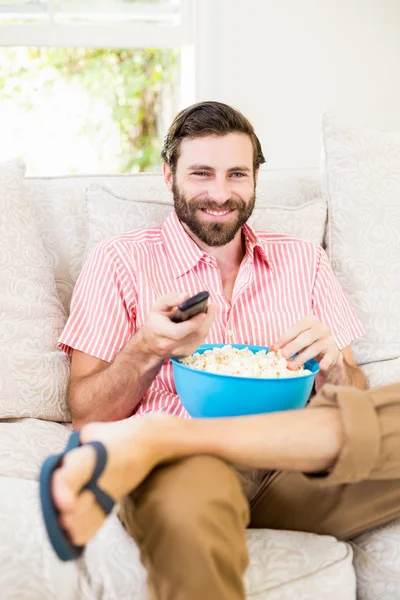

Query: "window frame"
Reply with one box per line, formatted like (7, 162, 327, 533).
(0, 0, 194, 48)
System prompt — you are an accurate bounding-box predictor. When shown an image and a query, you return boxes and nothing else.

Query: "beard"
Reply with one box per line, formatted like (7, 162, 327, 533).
(172, 180, 256, 247)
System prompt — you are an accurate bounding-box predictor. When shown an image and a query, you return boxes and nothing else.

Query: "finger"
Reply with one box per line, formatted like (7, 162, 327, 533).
(151, 312, 208, 349)
(319, 353, 339, 372)
(185, 304, 217, 344)
(280, 329, 320, 360)
(166, 303, 217, 341)
(287, 340, 327, 369)
(167, 310, 209, 340)
(203, 303, 217, 327)
(272, 315, 317, 350)
(152, 292, 189, 313)
(288, 340, 333, 369)
(171, 305, 218, 357)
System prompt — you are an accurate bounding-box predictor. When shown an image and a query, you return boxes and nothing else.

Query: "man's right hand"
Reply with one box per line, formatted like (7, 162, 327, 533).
(138, 292, 217, 360)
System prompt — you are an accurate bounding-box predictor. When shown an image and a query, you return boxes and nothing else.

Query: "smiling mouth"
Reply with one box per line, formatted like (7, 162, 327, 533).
(200, 208, 234, 217)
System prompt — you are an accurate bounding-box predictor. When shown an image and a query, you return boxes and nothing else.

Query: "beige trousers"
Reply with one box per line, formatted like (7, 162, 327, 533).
(119, 383, 400, 600)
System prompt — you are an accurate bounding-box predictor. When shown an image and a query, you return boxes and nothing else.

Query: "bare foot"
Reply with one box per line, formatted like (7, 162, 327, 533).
(51, 414, 174, 547)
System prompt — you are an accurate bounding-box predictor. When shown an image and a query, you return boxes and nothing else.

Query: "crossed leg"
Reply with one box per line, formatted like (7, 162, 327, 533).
(51, 382, 400, 592)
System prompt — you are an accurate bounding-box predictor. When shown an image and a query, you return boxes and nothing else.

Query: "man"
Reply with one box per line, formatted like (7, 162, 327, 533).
(53, 101, 383, 599)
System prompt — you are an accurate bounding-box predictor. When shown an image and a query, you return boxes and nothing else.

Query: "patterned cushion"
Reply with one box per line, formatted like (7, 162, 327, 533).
(85, 184, 172, 255)
(85, 522, 355, 600)
(351, 517, 400, 600)
(322, 114, 400, 366)
(249, 198, 326, 247)
(361, 357, 400, 389)
(85, 184, 326, 255)
(26, 169, 321, 315)
(0, 418, 72, 480)
(0, 477, 84, 600)
(0, 465, 355, 600)
(0, 160, 70, 421)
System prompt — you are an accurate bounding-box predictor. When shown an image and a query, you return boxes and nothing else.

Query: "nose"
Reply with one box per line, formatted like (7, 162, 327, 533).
(207, 176, 231, 203)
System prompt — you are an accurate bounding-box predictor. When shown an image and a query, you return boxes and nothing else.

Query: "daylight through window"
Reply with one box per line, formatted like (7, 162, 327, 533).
(0, 1, 194, 175)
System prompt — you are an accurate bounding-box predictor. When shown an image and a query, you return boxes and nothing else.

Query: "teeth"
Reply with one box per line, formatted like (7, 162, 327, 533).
(204, 209, 230, 216)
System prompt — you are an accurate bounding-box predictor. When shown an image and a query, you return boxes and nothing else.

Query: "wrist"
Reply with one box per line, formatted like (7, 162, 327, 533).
(334, 350, 345, 370)
(322, 351, 350, 386)
(130, 328, 165, 368)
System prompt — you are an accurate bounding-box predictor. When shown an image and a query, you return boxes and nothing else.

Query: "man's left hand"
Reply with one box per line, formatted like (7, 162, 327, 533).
(272, 315, 343, 373)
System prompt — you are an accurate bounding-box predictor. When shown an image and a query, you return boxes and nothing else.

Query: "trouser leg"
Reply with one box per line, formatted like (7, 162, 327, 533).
(250, 383, 400, 539)
(119, 455, 250, 600)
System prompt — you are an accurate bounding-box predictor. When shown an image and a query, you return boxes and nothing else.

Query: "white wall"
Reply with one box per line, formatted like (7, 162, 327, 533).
(194, 0, 400, 169)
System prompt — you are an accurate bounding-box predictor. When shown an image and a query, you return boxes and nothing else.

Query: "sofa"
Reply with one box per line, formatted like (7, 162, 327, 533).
(1, 114, 400, 599)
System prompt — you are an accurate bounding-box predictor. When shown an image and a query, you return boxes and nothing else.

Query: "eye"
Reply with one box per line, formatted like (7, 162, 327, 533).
(231, 172, 247, 178)
(192, 171, 209, 177)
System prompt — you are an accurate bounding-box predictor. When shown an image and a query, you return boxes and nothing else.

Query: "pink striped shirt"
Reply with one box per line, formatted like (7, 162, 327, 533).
(59, 210, 365, 418)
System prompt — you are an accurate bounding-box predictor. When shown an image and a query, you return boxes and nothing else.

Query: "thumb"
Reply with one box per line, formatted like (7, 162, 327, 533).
(153, 291, 188, 313)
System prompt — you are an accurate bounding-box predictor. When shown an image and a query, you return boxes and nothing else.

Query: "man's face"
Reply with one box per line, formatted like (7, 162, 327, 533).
(165, 133, 257, 247)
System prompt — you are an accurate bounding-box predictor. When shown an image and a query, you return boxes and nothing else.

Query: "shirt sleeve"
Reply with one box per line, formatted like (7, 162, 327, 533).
(58, 241, 137, 362)
(311, 246, 365, 349)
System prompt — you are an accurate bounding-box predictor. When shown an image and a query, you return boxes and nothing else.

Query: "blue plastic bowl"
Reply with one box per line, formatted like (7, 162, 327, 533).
(171, 344, 320, 418)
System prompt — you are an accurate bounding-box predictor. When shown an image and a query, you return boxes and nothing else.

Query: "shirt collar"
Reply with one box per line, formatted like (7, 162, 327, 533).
(242, 222, 271, 267)
(161, 211, 206, 278)
(161, 211, 271, 278)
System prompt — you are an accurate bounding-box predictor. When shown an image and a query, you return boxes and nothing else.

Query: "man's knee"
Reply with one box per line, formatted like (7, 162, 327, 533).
(120, 455, 249, 563)
(133, 455, 249, 536)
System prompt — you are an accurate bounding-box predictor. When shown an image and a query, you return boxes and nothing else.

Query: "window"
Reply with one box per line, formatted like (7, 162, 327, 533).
(0, 1, 195, 175)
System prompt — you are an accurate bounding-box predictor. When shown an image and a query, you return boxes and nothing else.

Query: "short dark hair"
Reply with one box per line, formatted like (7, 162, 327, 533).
(161, 101, 266, 173)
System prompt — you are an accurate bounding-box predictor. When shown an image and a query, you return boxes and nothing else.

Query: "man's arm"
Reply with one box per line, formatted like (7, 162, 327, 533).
(272, 316, 367, 391)
(279, 245, 366, 390)
(69, 292, 216, 429)
(69, 331, 163, 429)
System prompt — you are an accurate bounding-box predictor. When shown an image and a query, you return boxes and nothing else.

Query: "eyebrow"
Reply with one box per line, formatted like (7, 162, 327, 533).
(187, 164, 251, 172)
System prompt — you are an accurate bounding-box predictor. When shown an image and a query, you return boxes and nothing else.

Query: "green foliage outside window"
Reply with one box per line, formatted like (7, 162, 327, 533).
(0, 47, 179, 173)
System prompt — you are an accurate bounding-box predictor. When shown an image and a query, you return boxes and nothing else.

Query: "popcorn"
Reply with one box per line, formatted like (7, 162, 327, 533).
(179, 345, 312, 378)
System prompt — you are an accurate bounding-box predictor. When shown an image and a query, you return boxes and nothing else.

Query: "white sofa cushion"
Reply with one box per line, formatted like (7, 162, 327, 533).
(86, 184, 172, 253)
(0, 159, 70, 421)
(0, 477, 87, 600)
(25, 169, 321, 315)
(85, 184, 326, 255)
(0, 470, 355, 600)
(0, 418, 72, 480)
(84, 522, 355, 600)
(361, 357, 400, 389)
(322, 114, 400, 367)
(249, 198, 326, 246)
(351, 517, 400, 600)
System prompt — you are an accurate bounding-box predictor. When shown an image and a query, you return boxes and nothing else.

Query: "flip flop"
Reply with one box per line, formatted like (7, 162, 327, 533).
(39, 431, 115, 561)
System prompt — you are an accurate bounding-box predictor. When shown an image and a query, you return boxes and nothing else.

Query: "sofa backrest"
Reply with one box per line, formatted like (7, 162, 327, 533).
(25, 168, 322, 314)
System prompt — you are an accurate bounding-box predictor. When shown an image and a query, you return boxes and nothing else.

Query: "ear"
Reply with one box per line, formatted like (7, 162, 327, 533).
(163, 162, 174, 192)
(254, 168, 259, 185)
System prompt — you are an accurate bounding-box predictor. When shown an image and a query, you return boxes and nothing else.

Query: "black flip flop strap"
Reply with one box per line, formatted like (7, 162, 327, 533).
(82, 441, 115, 516)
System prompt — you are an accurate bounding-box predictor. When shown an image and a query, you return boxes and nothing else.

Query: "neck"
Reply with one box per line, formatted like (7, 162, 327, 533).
(181, 223, 245, 271)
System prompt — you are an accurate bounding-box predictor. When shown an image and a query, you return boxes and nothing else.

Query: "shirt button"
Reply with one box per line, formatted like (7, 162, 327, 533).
(227, 330, 234, 337)
(204, 257, 211, 263)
